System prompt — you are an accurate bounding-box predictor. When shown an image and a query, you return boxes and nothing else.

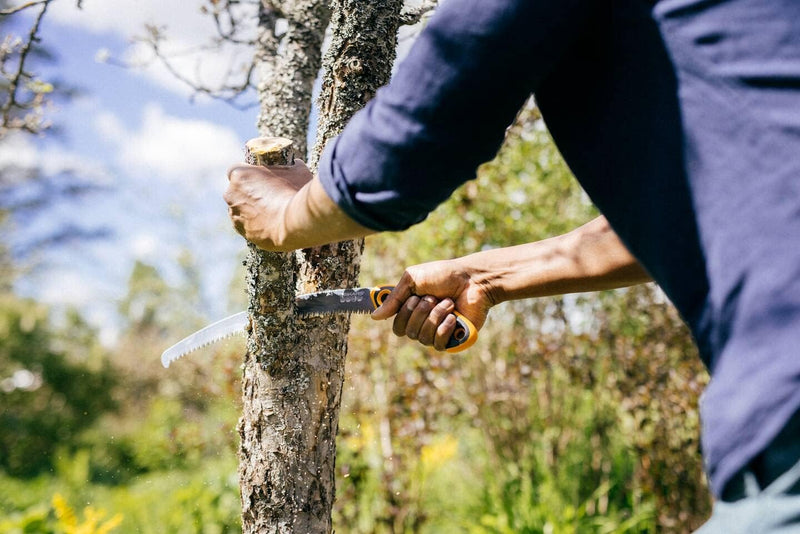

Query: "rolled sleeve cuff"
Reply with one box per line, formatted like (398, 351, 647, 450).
(317, 134, 431, 232)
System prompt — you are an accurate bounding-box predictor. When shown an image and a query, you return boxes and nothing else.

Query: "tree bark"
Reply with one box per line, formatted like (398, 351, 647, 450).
(239, 1, 404, 532)
(255, 1, 331, 158)
(308, 0, 404, 169)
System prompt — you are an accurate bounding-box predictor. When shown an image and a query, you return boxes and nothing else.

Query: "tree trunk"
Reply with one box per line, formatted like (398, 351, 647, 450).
(239, 1, 404, 532)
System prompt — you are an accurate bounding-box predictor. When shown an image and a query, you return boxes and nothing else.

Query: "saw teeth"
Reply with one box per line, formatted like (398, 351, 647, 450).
(296, 309, 371, 318)
(297, 310, 343, 317)
(162, 327, 246, 366)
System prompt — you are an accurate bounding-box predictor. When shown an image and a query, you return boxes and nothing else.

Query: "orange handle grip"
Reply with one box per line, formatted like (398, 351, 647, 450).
(370, 285, 478, 353)
(445, 311, 478, 353)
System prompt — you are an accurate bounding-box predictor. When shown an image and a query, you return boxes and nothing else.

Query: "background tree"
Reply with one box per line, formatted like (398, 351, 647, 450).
(1, 0, 108, 280)
(0, 293, 118, 477)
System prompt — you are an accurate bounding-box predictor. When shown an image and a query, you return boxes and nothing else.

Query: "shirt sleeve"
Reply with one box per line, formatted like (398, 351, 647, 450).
(317, 0, 594, 231)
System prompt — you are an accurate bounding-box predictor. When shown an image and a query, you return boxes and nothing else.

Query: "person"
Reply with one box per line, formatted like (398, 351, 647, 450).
(224, 0, 800, 530)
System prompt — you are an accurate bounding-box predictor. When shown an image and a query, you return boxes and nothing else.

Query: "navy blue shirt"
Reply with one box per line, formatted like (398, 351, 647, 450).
(317, 0, 800, 498)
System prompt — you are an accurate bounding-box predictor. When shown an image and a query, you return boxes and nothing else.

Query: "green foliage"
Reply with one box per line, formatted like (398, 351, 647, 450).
(98, 458, 240, 534)
(0, 295, 118, 477)
(463, 369, 656, 534)
(52, 493, 123, 534)
(0, 457, 240, 534)
(80, 396, 239, 484)
(118, 260, 203, 335)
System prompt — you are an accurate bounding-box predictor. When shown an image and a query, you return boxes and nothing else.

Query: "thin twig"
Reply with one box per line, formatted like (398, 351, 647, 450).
(1, 0, 53, 134)
(210, 0, 258, 46)
(399, 0, 438, 26)
(143, 37, 257, 110)
(0, 0, 47, 16)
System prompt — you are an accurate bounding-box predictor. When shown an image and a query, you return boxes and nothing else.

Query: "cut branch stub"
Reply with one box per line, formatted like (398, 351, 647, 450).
(240, 136, 297, 370)
(245, 136, 295, 166)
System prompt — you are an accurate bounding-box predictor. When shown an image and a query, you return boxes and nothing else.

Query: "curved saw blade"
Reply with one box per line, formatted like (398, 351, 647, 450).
(160, 311, 249, 368)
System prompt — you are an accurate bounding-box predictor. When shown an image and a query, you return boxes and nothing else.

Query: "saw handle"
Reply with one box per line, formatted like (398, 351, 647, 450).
(370, 286, 478, 353)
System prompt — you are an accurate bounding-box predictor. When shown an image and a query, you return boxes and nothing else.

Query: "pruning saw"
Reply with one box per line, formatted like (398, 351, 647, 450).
(160, 285, 478, 368)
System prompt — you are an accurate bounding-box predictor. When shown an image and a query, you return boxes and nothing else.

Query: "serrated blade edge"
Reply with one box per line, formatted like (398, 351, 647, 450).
(295, 287, 375, 315)
(161, 311, 249, 368)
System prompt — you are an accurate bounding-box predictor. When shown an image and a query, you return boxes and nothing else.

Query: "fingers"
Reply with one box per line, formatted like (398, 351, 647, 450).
(224, 161, 312, 250)
(421, 299, 457, 350)
(370, 264, 477, 351)
(391, 296, 457, 349)
(434, 314, 458, 352)
(394, 295, 437, 340)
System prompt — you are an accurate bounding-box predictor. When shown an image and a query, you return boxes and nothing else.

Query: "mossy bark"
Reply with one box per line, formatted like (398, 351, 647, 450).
(239, 1, 404, 532)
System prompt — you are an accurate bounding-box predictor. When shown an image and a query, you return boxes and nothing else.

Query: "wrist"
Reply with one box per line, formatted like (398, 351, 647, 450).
(453, 237, 575, 305)
(278, 177, 375, 251)
(451, 255, 504, 308)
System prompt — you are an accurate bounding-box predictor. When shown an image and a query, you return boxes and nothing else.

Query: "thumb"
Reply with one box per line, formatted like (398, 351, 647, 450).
(371, 282, 413, 320)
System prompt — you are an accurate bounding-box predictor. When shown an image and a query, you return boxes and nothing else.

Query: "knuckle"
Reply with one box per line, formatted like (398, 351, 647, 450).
(401, 269, 418, 292)
(404, 296, 420, 312)
(227, 166, 245, 181)
(418, 296, 435, 311)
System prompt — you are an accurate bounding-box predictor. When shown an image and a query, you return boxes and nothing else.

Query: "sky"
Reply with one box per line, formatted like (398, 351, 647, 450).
(3, 0, 267, 344)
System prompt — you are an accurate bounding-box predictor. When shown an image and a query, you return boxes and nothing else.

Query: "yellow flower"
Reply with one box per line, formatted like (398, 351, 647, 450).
(52, 494, 123, 534)
(420, 434, 459, 473)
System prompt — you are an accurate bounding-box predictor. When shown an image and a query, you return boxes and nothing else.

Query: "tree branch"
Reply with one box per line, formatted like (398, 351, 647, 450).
(0, 0, 48, 16)
(399, 0, 438, 26)
(98, 1, 263, 110)
(1, 0, 53, 136)
(142, 31, 258, 110)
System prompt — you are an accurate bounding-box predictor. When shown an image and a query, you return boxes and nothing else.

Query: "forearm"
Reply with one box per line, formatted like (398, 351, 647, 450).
(458, 216, 651, 304)
(278, 177, 376, 251)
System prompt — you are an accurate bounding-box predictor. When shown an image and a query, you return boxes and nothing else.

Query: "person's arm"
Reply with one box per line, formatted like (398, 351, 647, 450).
(224, 0, 594, 251)
(372, 216, 651, 351)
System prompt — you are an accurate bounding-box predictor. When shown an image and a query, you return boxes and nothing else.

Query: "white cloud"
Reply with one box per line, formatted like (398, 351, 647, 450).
(105, 103, 242, 184)
(0, 132, 37, 171)
(38, 268, 97, 307)
(49, 1, 212, 42)
(131, 233, 158, 259)
(94, 111, 126, 143)
(0, 132, 109, 185)
(126, 103, 242, 180)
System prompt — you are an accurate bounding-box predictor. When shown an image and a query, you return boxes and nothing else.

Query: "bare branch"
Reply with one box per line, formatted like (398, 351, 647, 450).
(139, 32, 258, 109)
(0, 0, 54, 137)
(399, 0, 438, 26)
(205, 0, 259, 45)
(97, 0, 262, 110)
(0, 0, 47, 16)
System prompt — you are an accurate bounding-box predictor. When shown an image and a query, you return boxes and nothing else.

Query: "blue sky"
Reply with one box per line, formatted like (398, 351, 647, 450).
(3, 1, 264, 343)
